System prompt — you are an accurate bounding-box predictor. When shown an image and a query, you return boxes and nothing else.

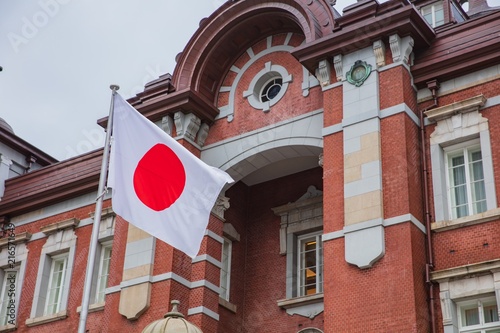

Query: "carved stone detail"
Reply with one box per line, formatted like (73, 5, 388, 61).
(389, 34, 414, 65)
(333, 54, 343, 81)
(174, 112, 185, 137)
(272, 186, 323, 255)
(184, 114, 201, 141)
(174, 112, 201, 142)
(373, 40, 386, 68)
(197, 123, 210, 147)
(161, 115, 174, 136)
(212, 195, 230, 220)
(315, 59, 331, 87)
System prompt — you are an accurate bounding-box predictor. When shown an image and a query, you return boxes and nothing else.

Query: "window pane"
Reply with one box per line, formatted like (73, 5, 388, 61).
(470, 151, 487, 214)
(219, 239, 231, 300)
(45, 257, 67, 315)
(298, 235, 323, 297)
(96, 246, 112, 303)
(464, 307, 480, 326)
(0, 271, 17, 326)
(434, 3, 444, 26)
(484, 304, 499, 323)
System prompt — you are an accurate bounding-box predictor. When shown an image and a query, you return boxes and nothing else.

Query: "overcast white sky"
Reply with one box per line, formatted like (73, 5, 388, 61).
(1, 0, 498, 161)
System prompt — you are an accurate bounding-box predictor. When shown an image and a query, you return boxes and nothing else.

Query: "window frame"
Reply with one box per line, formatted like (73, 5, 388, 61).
(43, 253, 69, 316)
(94, 241, 112, 304)
(0, 268, 18, 327)
(457, 296, 500, 332)
(420, 1, 445, 28)
(219, 237, 232, 301)
(297, 232, 324, 297)
(444, 140, 487, 219)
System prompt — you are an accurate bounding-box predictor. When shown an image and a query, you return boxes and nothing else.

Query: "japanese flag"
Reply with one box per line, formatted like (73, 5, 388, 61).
(108, 93, 233, 258)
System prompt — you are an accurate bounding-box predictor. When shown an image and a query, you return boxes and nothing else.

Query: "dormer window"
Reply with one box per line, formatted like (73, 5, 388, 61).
(421, 1, 445, 27)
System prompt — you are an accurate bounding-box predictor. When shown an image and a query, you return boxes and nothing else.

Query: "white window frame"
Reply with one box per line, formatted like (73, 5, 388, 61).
(94, 242, 112, 304)
(243, 61, 292, 112)
(28, 228, 77, 325)
(0, 268, 18, 327)
(44, 253, 68, 316)
(444, 140, 487, 219)
(429, 107, 496, 223)
(0, 239, 28, 330)
(219, 238, 232, 301)
(457, 296, 500, 332)
(297, 232, 324, 297)
(421, 1, 445, 27)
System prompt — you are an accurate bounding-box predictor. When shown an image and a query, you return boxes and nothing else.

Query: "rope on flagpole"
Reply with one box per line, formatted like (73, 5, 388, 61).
(95, 187, 108, 202)
(78, 84, 119, 333)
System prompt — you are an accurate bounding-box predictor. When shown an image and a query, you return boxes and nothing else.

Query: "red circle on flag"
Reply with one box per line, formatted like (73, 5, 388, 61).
(133, 143, 186, 211)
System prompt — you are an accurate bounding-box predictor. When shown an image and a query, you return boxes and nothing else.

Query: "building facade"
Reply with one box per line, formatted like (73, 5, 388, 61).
(1, 0, 500, 332)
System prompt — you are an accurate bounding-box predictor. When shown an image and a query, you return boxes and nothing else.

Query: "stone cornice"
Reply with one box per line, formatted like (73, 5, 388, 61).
(0, 231, 32, 247)
(425, 95, 487, 121)
(98, 89, 220, 129)
(431, 259, 500, 282)
(40, 218, 80, 235)
(293, 3, 434, 75)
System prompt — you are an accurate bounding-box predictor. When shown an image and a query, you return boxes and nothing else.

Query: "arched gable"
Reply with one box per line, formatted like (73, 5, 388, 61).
(172, 0, 337, 105)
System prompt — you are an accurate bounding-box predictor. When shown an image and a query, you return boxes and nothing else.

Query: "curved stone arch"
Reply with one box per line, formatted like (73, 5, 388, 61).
(202, 107, 323, 183)
(172, 0, 335, 103)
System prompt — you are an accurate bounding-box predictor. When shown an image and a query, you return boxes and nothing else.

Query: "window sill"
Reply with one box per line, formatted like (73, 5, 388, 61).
(25, 310, 68, 327)
(277, 294, 324, 319)
(277, 293, 323, 309)
(76, 302, 105, 314)
(0, 323, 16, 333)
(219, 297, 237, 313)
(431, 207, 500, 232)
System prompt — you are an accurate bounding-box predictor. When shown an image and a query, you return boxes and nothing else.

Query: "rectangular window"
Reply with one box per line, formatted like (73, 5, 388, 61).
(44, 254, 68, 316)
(458, 297, 500, 332)
(446, 145, 487, 219)
(297, 233, 323, 297)
(95, 244, 112, 304)
(219, 238, 232, 301)
(0, 269, 17, 326)
(421, 1, 445, 28)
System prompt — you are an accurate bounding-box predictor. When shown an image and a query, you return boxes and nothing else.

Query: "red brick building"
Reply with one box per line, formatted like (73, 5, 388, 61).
(1, 0, 500, 332)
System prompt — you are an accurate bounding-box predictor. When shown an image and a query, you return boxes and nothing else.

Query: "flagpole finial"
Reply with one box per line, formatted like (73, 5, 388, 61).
(110, 84, 120, 91)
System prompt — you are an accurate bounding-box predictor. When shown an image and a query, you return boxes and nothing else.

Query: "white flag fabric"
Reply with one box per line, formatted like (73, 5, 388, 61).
(108, 93, 233, 258)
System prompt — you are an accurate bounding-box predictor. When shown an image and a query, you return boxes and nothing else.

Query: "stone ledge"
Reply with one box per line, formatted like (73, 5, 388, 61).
(219, 297, 237, 313)
(425, 94, 486, 121)
(277, 293, 323, 309)
(76, 302, 105, 314)
(40, 218, 79, 235)
(0, 323, 16, 333)
(0, 231, 31, 247)
(431, 259, 500, 282)
(431, 207, 500, 232)
(25, 310, 68, 327)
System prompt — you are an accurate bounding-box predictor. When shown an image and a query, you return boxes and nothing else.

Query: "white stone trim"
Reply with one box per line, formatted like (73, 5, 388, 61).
(380, 103, 420, 126)
(322, 213, 426, 242)
(204, 229, 224, 244)
(191, 254, 222, 268)
(187, 306, 219, 321)
(384, 214, 426, 234)
(105, 272, 221, 295)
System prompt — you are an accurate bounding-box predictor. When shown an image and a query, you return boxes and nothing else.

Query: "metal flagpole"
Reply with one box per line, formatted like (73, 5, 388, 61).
(78, 84, 119, 333)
